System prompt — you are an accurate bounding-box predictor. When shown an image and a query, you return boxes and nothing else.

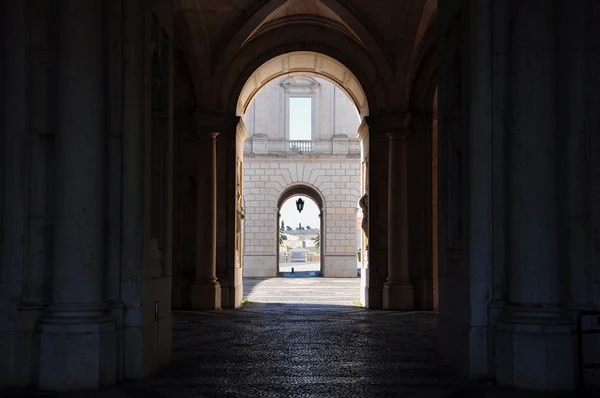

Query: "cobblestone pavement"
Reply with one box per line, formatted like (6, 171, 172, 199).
(3, 281, 600, 397)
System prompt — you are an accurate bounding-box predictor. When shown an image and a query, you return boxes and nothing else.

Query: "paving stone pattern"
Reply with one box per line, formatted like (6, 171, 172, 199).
(3, 279, 599, 397)
(115, 305, 597, 398)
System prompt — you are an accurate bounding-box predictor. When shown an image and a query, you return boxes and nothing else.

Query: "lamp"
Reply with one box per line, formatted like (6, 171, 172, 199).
(296, 197, 305, 213)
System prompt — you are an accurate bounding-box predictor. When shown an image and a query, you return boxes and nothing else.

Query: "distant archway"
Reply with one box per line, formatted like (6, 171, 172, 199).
(277, 184, 325, 275)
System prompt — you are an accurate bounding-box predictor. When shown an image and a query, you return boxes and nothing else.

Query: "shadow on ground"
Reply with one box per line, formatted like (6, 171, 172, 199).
(3, 303, 599, 397)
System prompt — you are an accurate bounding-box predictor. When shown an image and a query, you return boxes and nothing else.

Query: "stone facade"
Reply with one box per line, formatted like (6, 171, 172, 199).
(242, 76, 362, 277)
(243, 158, 361, 277)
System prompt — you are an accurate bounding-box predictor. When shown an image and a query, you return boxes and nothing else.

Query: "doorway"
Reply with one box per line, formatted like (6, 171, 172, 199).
(277, 194, 323, 277)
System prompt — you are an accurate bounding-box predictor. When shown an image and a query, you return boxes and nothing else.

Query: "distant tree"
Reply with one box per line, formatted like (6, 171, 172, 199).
(297, 222, 303, 230)
(280, 220, 285, 231)
(279, 232, 287, 245)
(314, 233, 320, 249)
(286, 226, 292, 231)
(306, 225, 311, 230)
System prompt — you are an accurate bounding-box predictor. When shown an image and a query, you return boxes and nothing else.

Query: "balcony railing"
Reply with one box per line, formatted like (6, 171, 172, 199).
(245, 135, 361, 156)
(289, 140, 312, 152)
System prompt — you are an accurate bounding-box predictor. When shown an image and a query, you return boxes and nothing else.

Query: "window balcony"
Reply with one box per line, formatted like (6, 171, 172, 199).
(244, 135, 361, 156)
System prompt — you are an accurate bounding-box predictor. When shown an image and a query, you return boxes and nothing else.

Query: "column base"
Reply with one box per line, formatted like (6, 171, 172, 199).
(219, 279, 230, 309)
(495, 306, 575, 391)
(106, 300, 125, 383)
(360, 265, 368, 307)
(37, 304, 116, 390)
(190, 282, 221, 310)
(383, 282, 414, 311)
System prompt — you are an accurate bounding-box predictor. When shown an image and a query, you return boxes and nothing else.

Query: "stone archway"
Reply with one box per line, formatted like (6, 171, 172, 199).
(236, 52, 370, 118)
(237, 52, 367, 281)
(276, 184, 326, 275)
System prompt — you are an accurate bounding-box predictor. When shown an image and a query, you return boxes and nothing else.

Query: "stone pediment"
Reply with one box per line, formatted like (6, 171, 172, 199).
(280, 76, 320, 88)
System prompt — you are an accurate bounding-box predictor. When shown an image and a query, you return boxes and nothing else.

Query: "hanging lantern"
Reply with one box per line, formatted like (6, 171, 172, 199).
(296, 197, 305, 213)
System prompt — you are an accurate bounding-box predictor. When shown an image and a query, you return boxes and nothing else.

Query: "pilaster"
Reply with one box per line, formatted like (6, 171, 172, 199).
(494, 1, 575, 390)
(37, 0, 116, 389)
(362, 114, 390, 309)
(189, 111, 239, 310)
(369, 112, 415, 311)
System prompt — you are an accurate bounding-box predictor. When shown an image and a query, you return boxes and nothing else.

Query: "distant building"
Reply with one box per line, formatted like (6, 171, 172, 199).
(243, 76, 361, 277)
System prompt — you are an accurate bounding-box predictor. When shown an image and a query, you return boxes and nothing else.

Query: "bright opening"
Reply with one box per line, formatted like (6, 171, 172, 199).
(289, 97, 312, 140)
(279, 196, 321, 276)
(241, 74, 363, 306)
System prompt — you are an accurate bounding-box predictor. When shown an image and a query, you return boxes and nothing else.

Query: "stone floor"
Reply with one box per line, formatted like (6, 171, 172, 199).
(3, 278, 599, 397)
(278, 261, 321, 273)
(243, 276, 361, 305)
(277, 262, 362, 276)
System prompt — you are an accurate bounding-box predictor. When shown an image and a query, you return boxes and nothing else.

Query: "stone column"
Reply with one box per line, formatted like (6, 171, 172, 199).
(495, 1, 574, 391)
(466, 0, 493, 377)
(190, 129, 221, 310)
(364, 127, 388, 309)
(382, 113, 414, 311)
(37, 0, 116, 390)
(189, 112, 239, 310)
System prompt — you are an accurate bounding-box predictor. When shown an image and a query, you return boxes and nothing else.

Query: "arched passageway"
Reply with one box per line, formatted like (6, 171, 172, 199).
(276, 194, 323, 276)
(3, 0, 596, 394)
(0, 0, 441, 391)
(238, 65, 364, 279)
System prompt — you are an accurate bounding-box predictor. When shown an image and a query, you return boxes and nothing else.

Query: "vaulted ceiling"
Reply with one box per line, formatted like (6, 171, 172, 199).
(173, 0, 438, 113)
(246, 0, 365, 47)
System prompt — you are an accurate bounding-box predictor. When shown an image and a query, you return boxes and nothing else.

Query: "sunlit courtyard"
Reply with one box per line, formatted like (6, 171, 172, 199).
(243, 276, 361, 305)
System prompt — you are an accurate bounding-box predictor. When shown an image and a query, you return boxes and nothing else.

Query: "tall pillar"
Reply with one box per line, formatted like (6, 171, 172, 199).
(494, 1, 574, 390)
(189, 112, 239, 310)
(37, 0, 116, 390)
(190, 129, 221, 310)
(381, 113, 414, 311)
(364, 125, 388, 309)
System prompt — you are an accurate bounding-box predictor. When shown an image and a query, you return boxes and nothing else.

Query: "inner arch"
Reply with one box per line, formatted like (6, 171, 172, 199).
(237, 51, 369, 118)
(278, 183, 325, 210)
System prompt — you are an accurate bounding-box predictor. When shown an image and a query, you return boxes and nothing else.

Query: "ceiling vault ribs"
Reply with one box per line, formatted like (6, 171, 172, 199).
(212, 0, 289, 75)
(176, 0, 437, 113)
(242, 15, 366, 49)
(326, 0, 395, 73)
(194, 2, 212, 66)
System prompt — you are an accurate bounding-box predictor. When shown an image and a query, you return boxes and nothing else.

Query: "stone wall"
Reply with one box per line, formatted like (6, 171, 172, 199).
(0, 1, 174, 388)
(243, 158, 361, 277)
(244, 75, 361, 140)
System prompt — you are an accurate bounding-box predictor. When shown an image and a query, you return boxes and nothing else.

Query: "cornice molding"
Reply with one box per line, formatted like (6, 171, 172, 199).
(175, 110, 240, 136)
(193, 110, 240, 134)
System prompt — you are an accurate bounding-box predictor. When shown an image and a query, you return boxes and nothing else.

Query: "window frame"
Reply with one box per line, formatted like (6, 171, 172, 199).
(287, 96, 314, 141)
(281, 76, 320, 141)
